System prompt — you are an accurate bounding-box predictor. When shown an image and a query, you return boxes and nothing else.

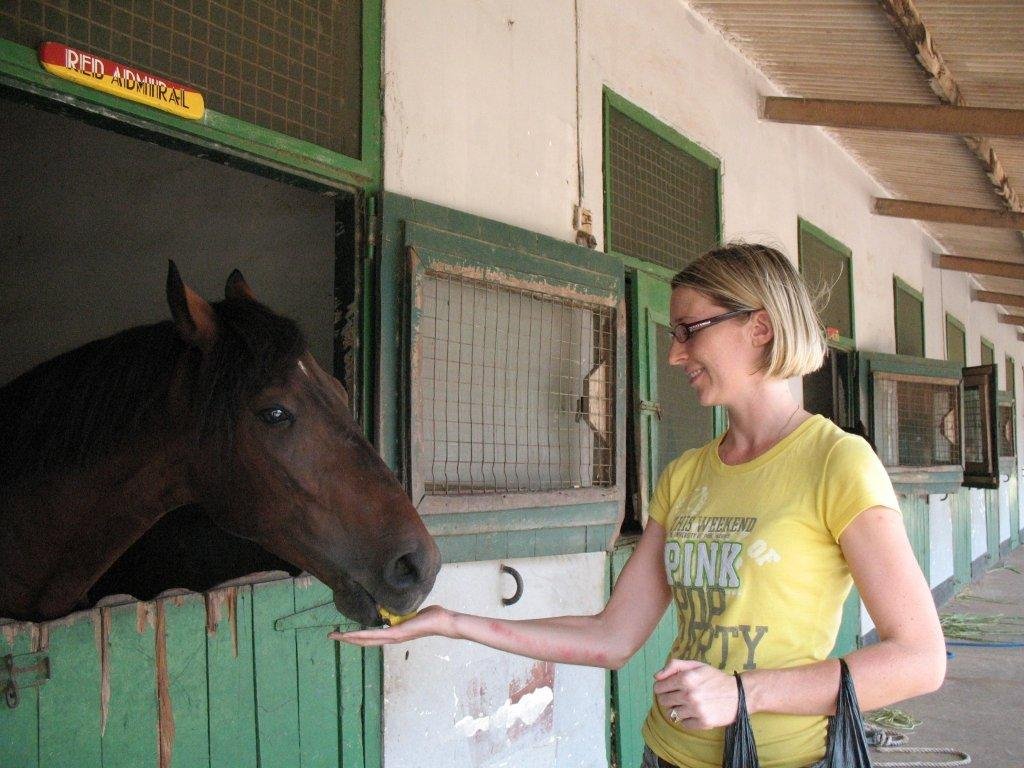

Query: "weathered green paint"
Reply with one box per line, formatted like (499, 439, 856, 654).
(985, 488, 1001, 566)
(207, 586, 259, 768)
(1, 575, 378, 767)
(38, 612, 102, 768)
(163, 594, 210, 768)
(945, 313, 966, 366)
(609, 542, 676, 768)
(951, 489, 973, 590)
(338, 643, 365, 767)
(386, 195, 626, 562)
(602, 86, 723, 271)
(898, 494, 930, 584)
(361, 647, 382, 768)
(100, 606, 157, 768)
(892, 276, 925, 359)
(294, 579, 342, 768)
(798, 218, 855, 348)
(252, 579, 301, 767)
(1010, 472, 1021, 549)
(830, 588, 861, 658)
(0, 624, 40, 768)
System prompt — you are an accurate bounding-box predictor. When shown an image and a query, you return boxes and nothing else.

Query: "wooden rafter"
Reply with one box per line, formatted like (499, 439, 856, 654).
(875, 199, 1024, 230)
(762, 98, 1024, 138)
(876, 0, 1024, 226)
(974, 290, 1024, 309)
(998, 315, 1024, 326)
(937, 255, 1024, 280)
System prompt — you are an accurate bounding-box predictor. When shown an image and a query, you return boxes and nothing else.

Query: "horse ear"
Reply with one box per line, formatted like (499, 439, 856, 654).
(225, 269, 257, 302)
(166, 260, 217, 350)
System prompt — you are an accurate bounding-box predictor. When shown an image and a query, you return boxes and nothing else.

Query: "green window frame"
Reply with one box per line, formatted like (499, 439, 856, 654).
(0, 1, 382, 192)
(945, 313, 966, 366)
(981, 337, 995, 367)
(1006, 355, 1016, 395)
(893, 276, 925, 358)
(380, 194, 626, 564)
(798, 219, 854, 349)
(602, 88, 722, 279)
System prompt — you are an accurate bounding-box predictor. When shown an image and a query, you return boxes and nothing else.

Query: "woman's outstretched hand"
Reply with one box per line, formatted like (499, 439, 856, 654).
(653, 659, 740, 730)
(328, 605, 454, 646)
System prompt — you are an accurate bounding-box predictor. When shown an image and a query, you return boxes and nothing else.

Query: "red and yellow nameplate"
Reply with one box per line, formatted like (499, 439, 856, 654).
(38, 42, 204, 120)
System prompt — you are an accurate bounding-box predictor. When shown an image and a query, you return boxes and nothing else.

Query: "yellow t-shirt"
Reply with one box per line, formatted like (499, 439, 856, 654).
(642, 415, 900, 768)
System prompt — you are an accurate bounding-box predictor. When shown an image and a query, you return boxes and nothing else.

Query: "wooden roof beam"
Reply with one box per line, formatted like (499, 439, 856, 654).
(998, 314, 1024, 326)
(973, 290, 1024, 309)
(762, 98, 1024, 138)
(936, 254, 1024, 280)
(874, 199, 1024, 229)
(877, 0, 1024, 230)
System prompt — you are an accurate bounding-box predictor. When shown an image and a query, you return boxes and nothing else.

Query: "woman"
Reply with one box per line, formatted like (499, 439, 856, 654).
(332, 243, 946, 768)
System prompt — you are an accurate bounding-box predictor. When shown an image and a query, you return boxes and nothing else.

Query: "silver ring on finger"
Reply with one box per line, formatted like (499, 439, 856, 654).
(669, 707, 679, 724)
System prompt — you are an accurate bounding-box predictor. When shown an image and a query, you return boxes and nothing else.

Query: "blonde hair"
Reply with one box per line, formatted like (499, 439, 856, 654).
(671, 242, 827, 379)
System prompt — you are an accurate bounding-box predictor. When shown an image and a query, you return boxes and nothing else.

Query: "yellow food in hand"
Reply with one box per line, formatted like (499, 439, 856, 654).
(379, 607, 417, 626)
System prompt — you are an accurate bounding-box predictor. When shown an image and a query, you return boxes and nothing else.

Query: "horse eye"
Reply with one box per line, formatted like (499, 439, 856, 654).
(257, 406, 294, 426)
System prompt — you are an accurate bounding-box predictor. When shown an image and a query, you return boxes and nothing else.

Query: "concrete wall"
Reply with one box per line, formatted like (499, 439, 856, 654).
(382, 0, 1023, 763)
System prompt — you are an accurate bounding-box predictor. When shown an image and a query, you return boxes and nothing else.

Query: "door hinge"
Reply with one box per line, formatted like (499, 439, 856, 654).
(2, 651, 50, 709)
(639, 400, 662, 419)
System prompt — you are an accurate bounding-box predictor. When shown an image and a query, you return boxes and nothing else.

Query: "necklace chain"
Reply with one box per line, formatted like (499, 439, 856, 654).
(773, 403, 802, 446)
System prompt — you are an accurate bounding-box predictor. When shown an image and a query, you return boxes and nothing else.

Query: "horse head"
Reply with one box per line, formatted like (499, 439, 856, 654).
(167, 262, 440, 625)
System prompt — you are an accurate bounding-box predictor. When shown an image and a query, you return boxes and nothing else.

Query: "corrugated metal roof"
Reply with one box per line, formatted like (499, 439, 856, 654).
(687, 0, 1024, 298)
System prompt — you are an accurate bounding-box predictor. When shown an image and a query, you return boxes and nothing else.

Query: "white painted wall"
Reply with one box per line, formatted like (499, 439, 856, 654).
(929, 495, 955, 589)
(382, 0, 1024, 759)
(971, 490, 988, 561)
(382, 555, 607, 768)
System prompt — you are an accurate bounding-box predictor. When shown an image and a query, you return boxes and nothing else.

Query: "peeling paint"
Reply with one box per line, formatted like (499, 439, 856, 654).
(155, 601, 175, 768)
(227, 588, 238, 658)
(204, 586, 239, 655)
(204, 590, 222, 636)
(453, 685, 554, 738)
(136, 601, 154, 633)
(98, 608, 111, 736)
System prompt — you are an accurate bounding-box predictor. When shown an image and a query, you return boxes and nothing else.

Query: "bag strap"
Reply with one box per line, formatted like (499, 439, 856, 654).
(721, 672, 760, 768)
(822, 658, 874, 766)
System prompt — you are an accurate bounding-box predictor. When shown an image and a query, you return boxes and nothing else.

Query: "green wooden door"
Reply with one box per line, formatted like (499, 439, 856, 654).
(632, 271, 718, 519)
(986, 488, 1001, 566)
(952, 488, 973, 589)
(0, 577, 376, 768)
(609, 543, 677, 768)
(898, 494, 931, 585)
(1011, 470, 1021, 549)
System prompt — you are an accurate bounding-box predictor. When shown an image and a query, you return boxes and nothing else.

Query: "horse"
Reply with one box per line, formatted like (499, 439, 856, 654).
(0, 262, 441, 626)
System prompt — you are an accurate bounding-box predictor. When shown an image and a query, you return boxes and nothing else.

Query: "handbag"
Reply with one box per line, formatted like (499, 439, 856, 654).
(722, 658, 873, 768)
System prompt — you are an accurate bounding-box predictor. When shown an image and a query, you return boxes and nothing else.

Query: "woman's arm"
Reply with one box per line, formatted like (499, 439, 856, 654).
(331, 520, 673, 670)
(654, 505, 946, 728)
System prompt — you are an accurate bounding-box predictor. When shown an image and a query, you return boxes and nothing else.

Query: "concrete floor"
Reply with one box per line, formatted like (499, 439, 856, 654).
(868, 544, 1024, 768)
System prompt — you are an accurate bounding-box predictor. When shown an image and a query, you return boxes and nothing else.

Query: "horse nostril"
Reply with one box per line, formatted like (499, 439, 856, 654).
(385, 552, 423, 590)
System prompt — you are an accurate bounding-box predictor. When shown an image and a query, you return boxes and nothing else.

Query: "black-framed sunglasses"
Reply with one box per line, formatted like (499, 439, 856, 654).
(668, 308, 755, 344)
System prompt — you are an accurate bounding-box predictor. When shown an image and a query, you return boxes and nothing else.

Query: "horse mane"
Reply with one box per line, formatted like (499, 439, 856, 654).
(0, 298, 306, 484)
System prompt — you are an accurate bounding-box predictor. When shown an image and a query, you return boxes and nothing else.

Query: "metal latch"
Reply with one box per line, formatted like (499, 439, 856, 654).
(274, 601, 360, 632)
(639, 400, 663, 420)
(2, 651, 50, 709)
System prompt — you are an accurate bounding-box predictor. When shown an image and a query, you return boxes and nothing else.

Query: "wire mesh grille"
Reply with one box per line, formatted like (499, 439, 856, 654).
(894, 285, 924, 358)
(607, 106, 718, 271)
(873, 374, 960, 468)
(945, 319, 966, 366)
(963, 385, 984, 465)
(0, 0, 361, 157)
(998, 403, 1015, 457)
(416, 272, 615, 495)
(799, 230, 851, 339)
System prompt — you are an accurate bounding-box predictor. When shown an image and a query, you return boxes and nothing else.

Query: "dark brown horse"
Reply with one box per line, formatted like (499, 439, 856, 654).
(0, 263, 440, 625)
